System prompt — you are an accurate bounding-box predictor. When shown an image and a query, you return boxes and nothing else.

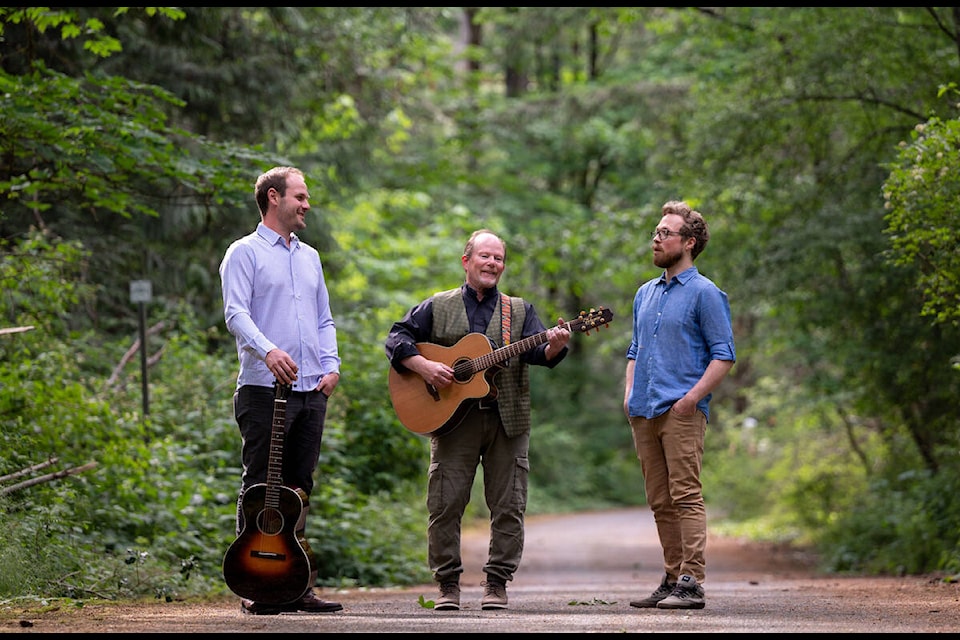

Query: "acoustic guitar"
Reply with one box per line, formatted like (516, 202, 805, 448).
(222, 381, 317, 604)
(389, 306, 613, 437)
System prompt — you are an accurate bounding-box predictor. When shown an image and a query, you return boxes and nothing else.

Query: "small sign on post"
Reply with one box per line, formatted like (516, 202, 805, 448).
(130, 280, 152, 415)
(130, 280, 152, 303)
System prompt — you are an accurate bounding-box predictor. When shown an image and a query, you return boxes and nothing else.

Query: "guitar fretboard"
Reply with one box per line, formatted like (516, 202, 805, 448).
(458, 309, 610, 377)
(264, 397, 287, 510)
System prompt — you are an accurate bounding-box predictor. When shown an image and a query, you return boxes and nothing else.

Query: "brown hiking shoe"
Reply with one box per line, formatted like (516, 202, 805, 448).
(434, 582, 461, 611)
(481, 580, 508, 610)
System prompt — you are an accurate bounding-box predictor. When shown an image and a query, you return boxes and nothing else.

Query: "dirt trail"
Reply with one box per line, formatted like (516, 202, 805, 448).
(3, 507, 959, 633)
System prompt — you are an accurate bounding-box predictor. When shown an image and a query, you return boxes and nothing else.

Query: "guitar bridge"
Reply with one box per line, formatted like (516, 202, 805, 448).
(250, 550, 286, 561)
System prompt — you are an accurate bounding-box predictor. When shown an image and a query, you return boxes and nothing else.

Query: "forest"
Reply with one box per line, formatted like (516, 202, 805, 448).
(1, 7, 959, 601)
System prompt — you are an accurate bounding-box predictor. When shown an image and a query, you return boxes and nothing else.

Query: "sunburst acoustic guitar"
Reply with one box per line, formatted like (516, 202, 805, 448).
(222, 381, 318, 605)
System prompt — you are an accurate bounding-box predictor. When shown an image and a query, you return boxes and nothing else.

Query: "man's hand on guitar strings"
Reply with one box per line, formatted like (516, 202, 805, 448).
(402, 353, 454, 389)
(423, 360, 454, 388)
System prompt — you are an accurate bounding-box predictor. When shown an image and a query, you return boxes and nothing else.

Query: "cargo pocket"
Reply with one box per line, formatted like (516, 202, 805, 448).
(514, 457, 530, 512)
(427, 461, 442, 513)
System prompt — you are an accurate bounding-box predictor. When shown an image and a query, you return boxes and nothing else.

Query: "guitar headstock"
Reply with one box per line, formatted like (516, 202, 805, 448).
(273, 380, 293, 400)
(573, 306, 613, 334)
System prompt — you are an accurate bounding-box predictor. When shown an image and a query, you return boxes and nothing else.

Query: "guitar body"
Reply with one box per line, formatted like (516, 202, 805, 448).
(222, 381, 317, 605)
(222, 483, 317, 604)
(388, 333, 497, 437)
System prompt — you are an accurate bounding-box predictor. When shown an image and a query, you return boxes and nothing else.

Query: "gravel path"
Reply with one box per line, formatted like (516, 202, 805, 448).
(3, 507, 959, 633)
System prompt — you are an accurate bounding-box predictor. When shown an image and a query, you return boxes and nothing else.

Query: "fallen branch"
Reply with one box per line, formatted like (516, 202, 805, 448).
(0, 325, 35, 336)
(146, 342, 167, 368)
(103, 321, 167, 391)
(0, 461, 98, 496)
(0, 457, 59, 484)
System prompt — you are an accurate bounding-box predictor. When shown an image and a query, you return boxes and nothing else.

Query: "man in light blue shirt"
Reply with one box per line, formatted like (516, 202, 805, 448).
(624, 201, 735, 612)
(219, 166, 342, 615)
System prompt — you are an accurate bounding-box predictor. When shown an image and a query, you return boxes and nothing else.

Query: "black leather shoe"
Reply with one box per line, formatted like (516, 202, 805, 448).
(240, 599, 282, 615)
(240, 590, 343, 615)
(287, 589, 343, 613)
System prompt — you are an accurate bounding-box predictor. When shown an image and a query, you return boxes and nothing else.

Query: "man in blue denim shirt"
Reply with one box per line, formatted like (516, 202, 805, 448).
(624, 200, 736, 611)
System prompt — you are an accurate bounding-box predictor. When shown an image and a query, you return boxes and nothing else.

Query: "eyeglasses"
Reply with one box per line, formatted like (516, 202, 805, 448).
(650, 229, 685, 241)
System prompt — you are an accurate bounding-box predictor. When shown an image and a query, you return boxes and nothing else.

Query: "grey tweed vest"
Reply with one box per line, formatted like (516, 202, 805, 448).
(431, 288, 531, 438)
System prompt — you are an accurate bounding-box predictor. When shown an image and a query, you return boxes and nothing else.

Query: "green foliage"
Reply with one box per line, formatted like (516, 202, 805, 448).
(307, 480, 432, 588)
(0, 62, 185, 220)
(0, 8, 185, 59)
(528, 419, 644, 515)
(818, 470, 960, 575)
(567, 597, 617, 606)
(704, 374, 890, 548)
(882, 103, 960, 327)
(0, 231, 92, 336)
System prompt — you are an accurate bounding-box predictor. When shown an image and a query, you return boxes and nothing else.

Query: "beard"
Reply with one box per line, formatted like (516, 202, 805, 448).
(653, 249, 682, 270)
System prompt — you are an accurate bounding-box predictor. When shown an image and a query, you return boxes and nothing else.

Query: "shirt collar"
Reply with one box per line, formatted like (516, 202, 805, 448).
(462, 282, 499, 301)
(658, 265, 699, 285)
(257, 222, 299, 248)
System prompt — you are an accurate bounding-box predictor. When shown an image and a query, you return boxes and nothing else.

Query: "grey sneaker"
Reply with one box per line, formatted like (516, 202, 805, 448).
(435, 582, 461, 611)
(656, 574, 705, 609)
(481, 580, 508, 610)
(629, 574, 676, 608)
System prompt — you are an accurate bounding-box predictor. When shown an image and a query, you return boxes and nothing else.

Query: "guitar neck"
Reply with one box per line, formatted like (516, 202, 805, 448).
(264, 382, 291, 507)
(469, 316, 584, 373)
(265, 399, 286, 489)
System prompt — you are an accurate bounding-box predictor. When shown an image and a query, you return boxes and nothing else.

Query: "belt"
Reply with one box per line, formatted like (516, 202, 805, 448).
(476, 398, 498, 411)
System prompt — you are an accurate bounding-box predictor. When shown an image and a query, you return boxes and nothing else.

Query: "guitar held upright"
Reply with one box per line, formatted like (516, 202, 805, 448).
(222, 381, 318, 605)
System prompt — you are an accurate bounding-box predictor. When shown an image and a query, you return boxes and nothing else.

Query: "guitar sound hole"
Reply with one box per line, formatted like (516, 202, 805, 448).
(452, 361, 473, 383)
(256, 508, 285, 536)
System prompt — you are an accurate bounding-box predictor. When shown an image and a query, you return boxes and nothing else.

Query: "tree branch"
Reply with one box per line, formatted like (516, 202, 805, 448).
(0, 461, 98, 496)
(0, 325, 35, 336)
(103, 321, 167, 391)
(0, 457, 59, 484)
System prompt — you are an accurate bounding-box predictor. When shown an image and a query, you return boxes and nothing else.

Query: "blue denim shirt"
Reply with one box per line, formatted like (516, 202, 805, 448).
(625, 266, 735, 421)
(220, 222, 340, 392)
